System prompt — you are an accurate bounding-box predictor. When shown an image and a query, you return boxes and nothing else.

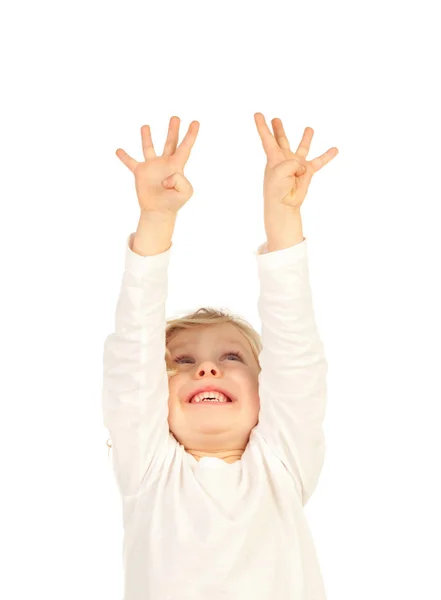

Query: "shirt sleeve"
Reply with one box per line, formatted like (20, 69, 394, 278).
(101, 232, 172, 499)
(253, 238, 328, 506)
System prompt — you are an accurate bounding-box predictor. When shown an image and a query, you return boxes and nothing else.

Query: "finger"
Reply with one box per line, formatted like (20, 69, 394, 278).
(115, 148, 139, 173)
(175, 121, 200, 164)
(277, 158, 307, 180)
(140, 125, 157, 161)
(163, 116, 181, 156)
(254, 113, 280, 155)
(164, 172, 193, 195)
(294, 127, 314, 159)
(271, 118, 291, 150)
(309, 147, 339, 173)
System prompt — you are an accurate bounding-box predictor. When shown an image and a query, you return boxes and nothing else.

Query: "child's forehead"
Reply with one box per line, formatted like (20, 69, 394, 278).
(169, 327, 246, 351)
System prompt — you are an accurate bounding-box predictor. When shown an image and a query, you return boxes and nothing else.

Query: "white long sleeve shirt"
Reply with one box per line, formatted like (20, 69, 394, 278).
(102, 232, 328, 600)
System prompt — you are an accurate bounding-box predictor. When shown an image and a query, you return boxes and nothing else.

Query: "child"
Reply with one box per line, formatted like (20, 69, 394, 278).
(102, 114, 338, 600)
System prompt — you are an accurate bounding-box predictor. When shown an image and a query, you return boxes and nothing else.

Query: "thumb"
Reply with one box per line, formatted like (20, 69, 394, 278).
(276, 159, 306, 179)
(162, 172, 193, 195)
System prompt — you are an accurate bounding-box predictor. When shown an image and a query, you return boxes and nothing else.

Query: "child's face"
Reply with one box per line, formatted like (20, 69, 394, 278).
(166, 323, 261, 460)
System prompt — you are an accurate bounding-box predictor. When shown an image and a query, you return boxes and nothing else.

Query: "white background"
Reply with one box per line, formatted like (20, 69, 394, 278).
(1, 0, 440, 598)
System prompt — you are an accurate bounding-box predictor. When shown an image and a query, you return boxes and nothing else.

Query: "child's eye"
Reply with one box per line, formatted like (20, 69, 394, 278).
(174, 351, 243, 364)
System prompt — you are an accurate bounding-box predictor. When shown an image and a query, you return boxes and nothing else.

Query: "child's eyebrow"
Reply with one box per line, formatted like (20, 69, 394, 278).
(169, 340, 247, 353)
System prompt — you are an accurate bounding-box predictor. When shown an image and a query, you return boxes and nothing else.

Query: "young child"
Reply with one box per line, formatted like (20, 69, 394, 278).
(102, 114, 338, 600)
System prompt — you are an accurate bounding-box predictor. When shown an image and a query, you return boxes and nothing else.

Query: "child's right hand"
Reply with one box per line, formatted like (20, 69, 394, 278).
(116, 116, 200, 217)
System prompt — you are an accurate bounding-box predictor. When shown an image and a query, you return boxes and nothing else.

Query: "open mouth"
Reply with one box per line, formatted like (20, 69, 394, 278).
(188, 395, 234, 405)
(188, 400, 234, 406)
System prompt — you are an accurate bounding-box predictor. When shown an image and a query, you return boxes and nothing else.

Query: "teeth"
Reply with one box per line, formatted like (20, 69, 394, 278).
(190, 391, 230, 403)
(198, 398, 223, 403)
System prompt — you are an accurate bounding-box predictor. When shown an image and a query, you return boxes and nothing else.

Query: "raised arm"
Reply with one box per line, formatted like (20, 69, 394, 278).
(252, 113, 338, 505)
(102, 116, 200, 498)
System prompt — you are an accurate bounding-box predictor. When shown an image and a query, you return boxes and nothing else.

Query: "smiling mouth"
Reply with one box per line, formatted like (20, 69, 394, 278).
(188, 396, 234, 405)
(188, 401, 234, 406)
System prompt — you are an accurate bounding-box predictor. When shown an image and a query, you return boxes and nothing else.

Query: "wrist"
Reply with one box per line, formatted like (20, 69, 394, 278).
(140, 209, 177, 225)
(132, 211, 176, 257)
(265, 209, 304, 252)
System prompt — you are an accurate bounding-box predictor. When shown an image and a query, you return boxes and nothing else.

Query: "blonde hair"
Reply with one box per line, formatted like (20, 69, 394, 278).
(106, 307, 262, 456)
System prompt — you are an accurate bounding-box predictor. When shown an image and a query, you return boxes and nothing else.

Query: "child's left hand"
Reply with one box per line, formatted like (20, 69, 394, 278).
(254, 113, 339, 213)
